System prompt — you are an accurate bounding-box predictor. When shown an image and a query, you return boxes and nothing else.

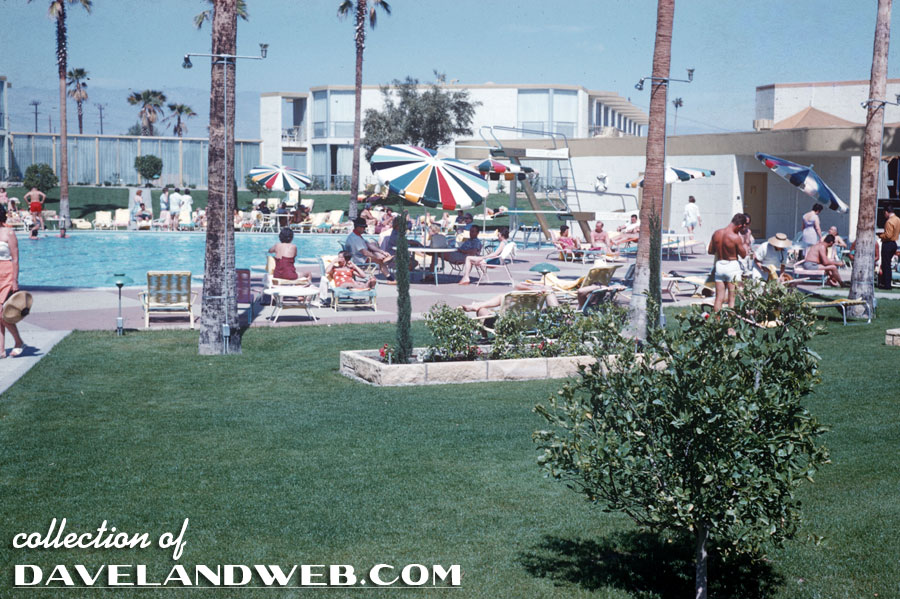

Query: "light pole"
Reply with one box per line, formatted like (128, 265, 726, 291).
(182, 43, 267, 353)
(105, 273, 134, 335)
(633, 68, 694, 327)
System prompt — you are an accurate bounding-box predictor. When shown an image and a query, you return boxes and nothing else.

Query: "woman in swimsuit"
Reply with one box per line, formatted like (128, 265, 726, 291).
(326, 251, 376, 290)
(268, 227, 309, 281)
(800, 203, 823, 255)
(0, 206, 25, 357)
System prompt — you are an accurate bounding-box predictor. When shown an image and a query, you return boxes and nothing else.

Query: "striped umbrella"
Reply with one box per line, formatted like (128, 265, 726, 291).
(471, 158, 535, 181)
(370, 145, 487, 210)
(248, 164, 312, 191)
(626, 166, 715, 188)
(755, 152, 848, 212)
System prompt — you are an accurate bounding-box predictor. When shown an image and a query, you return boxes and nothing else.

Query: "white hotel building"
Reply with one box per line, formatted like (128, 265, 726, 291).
(259, 83, 648, 189)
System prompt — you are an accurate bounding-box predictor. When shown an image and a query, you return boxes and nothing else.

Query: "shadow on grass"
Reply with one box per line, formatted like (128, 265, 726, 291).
(75, 203, 127, 219)
(519, 532, 783, 599)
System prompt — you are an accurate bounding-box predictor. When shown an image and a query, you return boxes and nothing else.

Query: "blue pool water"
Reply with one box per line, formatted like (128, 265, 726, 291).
(16, 231, 355, 288)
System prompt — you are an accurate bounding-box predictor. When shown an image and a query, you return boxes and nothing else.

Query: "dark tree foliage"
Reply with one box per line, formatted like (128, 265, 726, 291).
(362, 72, 479, 161)
(134, 155, 163, 185)
(23, 163, 59, 193)
(394, 211, 412, 362)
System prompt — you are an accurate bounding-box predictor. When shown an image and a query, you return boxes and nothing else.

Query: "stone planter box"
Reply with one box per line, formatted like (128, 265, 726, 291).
(340, 347, 596, 386)
(887, 328, 900, 346)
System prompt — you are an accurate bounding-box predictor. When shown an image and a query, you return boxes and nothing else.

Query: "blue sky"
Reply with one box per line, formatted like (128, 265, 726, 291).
(1, 0, 897, 138)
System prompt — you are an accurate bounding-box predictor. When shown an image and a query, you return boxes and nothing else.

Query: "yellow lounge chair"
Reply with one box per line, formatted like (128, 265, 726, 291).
(138, 271, 197, 329)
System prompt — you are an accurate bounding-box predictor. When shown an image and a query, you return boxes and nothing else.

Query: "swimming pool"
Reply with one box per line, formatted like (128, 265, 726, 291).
(16, 231, 356, 288)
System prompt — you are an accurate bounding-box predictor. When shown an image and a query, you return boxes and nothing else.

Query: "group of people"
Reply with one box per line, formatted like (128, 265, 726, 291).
(0, 186, 50, 237)
(155, 187, 196, 230)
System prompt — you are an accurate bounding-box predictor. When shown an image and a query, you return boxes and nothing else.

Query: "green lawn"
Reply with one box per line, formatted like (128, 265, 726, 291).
(3, 305, 896, 598)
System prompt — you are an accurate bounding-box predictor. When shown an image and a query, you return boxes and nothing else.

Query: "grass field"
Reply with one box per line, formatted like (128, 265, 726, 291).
(5, 186, 552, 228)
(5, 304, 894, 598)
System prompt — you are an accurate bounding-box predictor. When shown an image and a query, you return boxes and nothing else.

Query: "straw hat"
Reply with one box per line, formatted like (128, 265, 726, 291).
(2, 291, 33, 324)
(767, 233, 792, 250)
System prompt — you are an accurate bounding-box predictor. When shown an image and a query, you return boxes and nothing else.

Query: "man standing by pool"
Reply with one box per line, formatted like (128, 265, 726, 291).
(708, 213, 747, 311)
(159, 187, 171, 221)
(24, 187, 46, 230)
(168, 188, 182, 230)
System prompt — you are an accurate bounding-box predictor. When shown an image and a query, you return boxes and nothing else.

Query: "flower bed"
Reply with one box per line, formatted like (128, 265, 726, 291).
(340, 347, 596, 386)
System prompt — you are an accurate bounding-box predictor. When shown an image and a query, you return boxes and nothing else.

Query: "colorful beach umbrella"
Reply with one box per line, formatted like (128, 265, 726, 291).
(471, 158, 535, 181)
(754, 152, 848, 213)
(370, 145, 487, 210)
(248, 164, 312, 191)
(626, 166, 716, 189)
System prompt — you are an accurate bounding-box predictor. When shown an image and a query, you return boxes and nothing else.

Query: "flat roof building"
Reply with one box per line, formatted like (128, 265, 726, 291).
(259, 83, 648, 189)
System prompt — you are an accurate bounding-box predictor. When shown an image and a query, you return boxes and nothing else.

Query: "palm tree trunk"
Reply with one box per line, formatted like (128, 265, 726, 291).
(348, 0, 367, 221)
(76, 99, 84, 135)
(199, 0, 241, 355)
(850, 0, 892, 315)
(628, 0, 674, 339)
(56, 3, 71, 228)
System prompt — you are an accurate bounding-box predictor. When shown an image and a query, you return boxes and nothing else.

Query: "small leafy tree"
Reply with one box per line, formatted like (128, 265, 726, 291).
(244, 174, 271, 198)
(134, 155, 163, 186)
(424, 303, 481, 361)
(535, 281, 830, 599)
(362, 71, 479, 161)
(23, 163, 58, 193)
(394, 211, 412, 362)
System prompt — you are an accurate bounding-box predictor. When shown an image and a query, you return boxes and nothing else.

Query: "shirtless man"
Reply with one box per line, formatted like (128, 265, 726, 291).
(610, 213, 640, 245)
(802, 234, 844, 287)
(708, 213, 748, 311)
(590, 221, 616, 252)
(23, 187, 46, 230)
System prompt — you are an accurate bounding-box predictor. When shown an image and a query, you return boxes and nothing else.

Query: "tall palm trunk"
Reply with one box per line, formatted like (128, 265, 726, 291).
(348, 0, 367, 220)
(76, 99, 84, 134)
(55, 2, 71, 228)
(628, 0, 674, 339)
(850, 0, 892, 315)
(199, 0, 241, 355)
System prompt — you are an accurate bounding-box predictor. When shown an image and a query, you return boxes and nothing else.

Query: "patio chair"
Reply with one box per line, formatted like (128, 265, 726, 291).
(138, 271, 197, 329)
(474, 242, 518, 286)
(475, 290, 549, 336)
(300, 198, 315, 212)
(92, 210, 113, 230)
(319, 255, 377, 311)
(581, 286, 624, 314)
(324, 210, 351, 233)
(113, 209, 131, 230)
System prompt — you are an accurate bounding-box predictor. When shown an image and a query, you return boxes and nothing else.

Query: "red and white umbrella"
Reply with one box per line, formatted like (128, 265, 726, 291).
(248, 164, 312, 191)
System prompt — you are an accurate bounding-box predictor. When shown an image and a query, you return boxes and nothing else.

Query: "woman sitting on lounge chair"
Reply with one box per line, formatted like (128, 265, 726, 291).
(327, 251, 377, 290)
(458, 227, 511, 285)
(268, 228, 311, 281)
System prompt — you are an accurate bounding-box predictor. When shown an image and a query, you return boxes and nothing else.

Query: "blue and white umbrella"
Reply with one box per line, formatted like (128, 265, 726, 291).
(755, 152, 848, 213)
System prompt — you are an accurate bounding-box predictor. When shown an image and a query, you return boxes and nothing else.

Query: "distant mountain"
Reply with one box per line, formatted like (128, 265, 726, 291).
(6, 85, 260, 140)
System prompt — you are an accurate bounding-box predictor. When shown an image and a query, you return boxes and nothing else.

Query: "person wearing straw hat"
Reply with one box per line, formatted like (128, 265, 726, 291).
(0, 205, 26, 357)
(752, 233, 792, 281)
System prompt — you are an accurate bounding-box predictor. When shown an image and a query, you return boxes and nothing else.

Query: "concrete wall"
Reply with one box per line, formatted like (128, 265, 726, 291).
(756, 80, 900, 124)
(259, 95, 282, 165)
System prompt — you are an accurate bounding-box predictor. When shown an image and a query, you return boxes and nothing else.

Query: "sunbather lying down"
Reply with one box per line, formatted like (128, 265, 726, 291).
(460, 282, 560, 317)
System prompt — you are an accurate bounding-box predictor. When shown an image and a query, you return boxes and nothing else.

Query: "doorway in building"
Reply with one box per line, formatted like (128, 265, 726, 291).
(743, 172, 767, 239)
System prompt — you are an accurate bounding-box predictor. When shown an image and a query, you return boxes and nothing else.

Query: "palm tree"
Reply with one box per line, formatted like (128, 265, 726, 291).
(338, 0, 391, 219)
(193, 0, 247, 28)
(66, 68, 89, 134)
(849, 0, 892, 316)
(29, 0, 93, 229)
(628, 0, 673, 341)
(671, 97, 683, 135)
(127, 90, 167, 136)
(167, 103, 197, 137)
(198, 0, 241, 355)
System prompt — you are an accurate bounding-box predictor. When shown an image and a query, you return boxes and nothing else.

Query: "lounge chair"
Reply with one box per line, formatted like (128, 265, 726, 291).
(152, 210, 171, 230)
(535, 263, 624, 300)
(474, 242, 518, 286)
(319, 255, 377, 312)
(177, 209, 195, 231)
(792, 265, 828, 287)
(300, 198, 315, 213)
(71, 218, 92, 230)
(302, 212, 329, 233)
(323, 210, 350, 233)
(474, 290, 549, 336)
(92, 210, 113, 230)
(138, 271, 197, 329)
(581, 286, 623, 314)
(113, 209, 131, 230)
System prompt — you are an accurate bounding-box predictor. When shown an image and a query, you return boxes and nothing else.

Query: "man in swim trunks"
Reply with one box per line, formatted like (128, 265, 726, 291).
(23, 187, 46, 230)
(708, 213, 748, 311)
(803, 235, 845, 287)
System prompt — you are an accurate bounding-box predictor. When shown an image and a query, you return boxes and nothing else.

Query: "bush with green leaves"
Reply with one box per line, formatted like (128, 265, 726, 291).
(134, 155, 163, 185)
(23, 163, 58, 193)
(534, 281, 830, 598)
(491, 303, 625, 359)
(244, 174, 271, 198)
(423, 303, 482, 362)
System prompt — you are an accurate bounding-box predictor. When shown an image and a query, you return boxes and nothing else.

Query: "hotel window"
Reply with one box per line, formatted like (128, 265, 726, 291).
(329, 91, 355, 137)
(517, 89, 550, 136)
(312, 91, 327, 138)
(551, 89, 577, 138)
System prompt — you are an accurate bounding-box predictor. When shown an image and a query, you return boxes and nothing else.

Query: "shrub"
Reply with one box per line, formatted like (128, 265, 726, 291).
(23, 163, 58, 193)
(244, 174, 271, 198)
(134, 155, 163, 185)
(423, 303, 482, 361)
(534, 281, 830, 597)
